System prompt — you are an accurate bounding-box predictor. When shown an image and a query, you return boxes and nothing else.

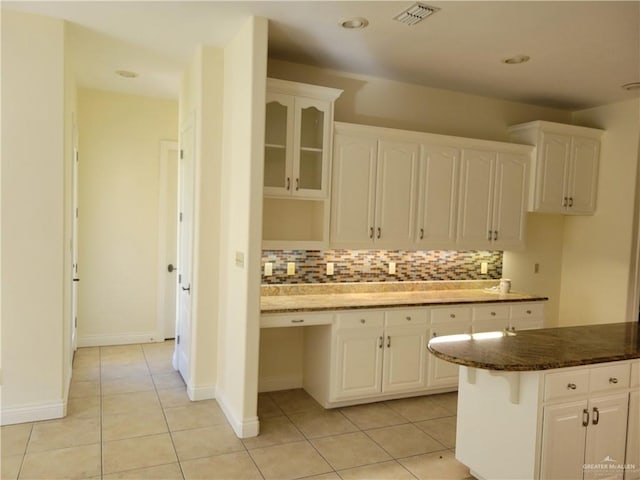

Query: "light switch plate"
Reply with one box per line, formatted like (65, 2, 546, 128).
(389, 262, 396, 275)
(326, 262, 334, 275)
(287, 262, 296, 275)
(480, 262, 488, 274)
(264, 262, 273, 276)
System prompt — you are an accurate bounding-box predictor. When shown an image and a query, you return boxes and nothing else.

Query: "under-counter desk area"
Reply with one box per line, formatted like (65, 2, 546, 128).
(259, 280, 548, 409)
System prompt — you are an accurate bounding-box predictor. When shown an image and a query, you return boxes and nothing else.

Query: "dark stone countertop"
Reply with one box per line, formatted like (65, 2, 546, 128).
(427, 322, 640, 371)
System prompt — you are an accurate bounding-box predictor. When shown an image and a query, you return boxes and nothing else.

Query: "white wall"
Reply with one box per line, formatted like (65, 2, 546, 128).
(1, 10, 66, 424)
(217, 16, 268, 438)
(77, 89, 177, 346)
(557, 99, 640, 326)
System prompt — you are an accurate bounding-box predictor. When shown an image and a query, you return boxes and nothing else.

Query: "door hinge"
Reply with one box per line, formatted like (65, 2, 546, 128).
(177, 335, 180, 345)
(75, 207, 79, 218)
(179, 212, 183, 222)
(178, 274, 182, 284)
(74, 317, 77, 328)
(180, 149, 184, 159)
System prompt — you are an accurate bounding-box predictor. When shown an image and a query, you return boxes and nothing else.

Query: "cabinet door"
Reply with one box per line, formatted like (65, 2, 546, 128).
(382, 325, 428, 394)
(456, 149, 496, 249)
(332, 327, 384, 401)
(492, 153, 528, 249)
(626, 391, 640, 480)
(540, 400, 589, 480)
(264, 93, 295, 196)
(415, 145, 459, 248)
(428, 322, 470, 388)
(330, 134, 377, 247)
(535, 132, 571, 213)
(293, 97, 331, 199)
(568, 136, 599, 215)
(584, 393, 629, 480)
(374, 140, 419, 248)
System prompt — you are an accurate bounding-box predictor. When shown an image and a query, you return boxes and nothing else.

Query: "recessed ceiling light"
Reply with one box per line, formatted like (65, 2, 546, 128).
(502, 55, 531, 65)
(622, 82, 640, 91)
(339, 17, 369, 29)
(115, 70, 138, 79)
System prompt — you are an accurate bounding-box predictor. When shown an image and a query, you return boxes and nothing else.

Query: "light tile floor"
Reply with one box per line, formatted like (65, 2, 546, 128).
(1, 341, 472, 480)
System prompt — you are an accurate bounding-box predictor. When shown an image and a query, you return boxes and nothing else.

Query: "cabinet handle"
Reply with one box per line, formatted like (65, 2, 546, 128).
(377, 227, 381, 239)
(567, 383, 577, 390)
(568, 197, 574, 207)
(609, 377, 618, 384)
(378, 336, 383, 348)
(526, 310, 532, 315)
(291, 319, 304, 324)
(582, 408, 590, 427)
(450, 313, 456, 319)
(369, 227, 374, 239)
(406, 316, 412, 321)
(286, 177, 290, 190)
(592, 407, 599, 425)
(490, 311, 496, 316)
(488, 230, 492, 241)
(493, 230, 498, 241)
(360, 319, 366, 324)
(563, 197, 568, 207)
(420, 228, 424, 240)
(295, 178, 299, 191)
(386, 336, 391, 348)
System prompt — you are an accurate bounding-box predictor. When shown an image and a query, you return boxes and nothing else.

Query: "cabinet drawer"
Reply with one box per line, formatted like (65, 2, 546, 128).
(632, 361, 640, 388)
(336, 311, 384, 329)
(544, 369, 589, 401)
(510, 302, 545, 318)
(431, 306, 472, 324)
(589, 363, 630, 393)
(385, 309, 428, 327)
(473, 304, 510, 321)
(261, 312, 334, 328)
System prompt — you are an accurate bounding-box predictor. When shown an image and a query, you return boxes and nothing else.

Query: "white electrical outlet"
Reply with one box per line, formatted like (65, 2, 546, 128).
(287, 262, 296, 275)
(480, 262, 488, 274)
(326, 262, 334, 275)
(264, 262, 273, 276)
(389, 262, 396, 275)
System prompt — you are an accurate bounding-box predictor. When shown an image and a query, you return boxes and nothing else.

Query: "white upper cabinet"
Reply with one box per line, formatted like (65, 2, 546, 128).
(457, 149, 528, 250)
(264, 79, 342, 199)
(415, 145, 460, 248)
(508, 121, 603, 215)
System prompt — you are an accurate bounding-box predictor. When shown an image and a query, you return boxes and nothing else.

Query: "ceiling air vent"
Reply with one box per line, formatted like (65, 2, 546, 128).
(393, 2, 440, 26)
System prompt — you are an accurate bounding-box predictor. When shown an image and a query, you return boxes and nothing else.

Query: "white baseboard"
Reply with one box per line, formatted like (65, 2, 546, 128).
(216, 390, 260, 438)
(78, 332, 162, 347)
(258, 374, 303, 393)
(1, 400, 65, 426)
(187, 383, 216, 401)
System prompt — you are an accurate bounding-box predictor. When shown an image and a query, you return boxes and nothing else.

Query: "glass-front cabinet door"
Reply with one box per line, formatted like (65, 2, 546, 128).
(264, 93, 294, 196)
(294, 97, 331, 198)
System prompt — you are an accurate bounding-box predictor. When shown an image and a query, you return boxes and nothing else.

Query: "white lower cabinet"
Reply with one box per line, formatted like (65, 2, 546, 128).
(626, 390, 640, 480)
(428, 306, 472, 389)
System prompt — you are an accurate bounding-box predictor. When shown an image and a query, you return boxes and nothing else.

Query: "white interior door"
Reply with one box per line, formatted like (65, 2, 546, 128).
(71, 118, 79, 352)
(157, 141, 179, 340)
(175, 120, 195, 381)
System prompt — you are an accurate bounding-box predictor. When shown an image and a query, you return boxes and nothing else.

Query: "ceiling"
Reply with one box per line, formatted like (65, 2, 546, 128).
(5, 1, 640, 109)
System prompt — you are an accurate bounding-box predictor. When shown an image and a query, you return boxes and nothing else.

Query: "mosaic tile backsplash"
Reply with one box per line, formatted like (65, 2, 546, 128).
(261, 250, 502, 284)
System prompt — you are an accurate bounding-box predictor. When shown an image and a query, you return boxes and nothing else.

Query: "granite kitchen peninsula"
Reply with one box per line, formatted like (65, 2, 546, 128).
(428, 322, 640, 480)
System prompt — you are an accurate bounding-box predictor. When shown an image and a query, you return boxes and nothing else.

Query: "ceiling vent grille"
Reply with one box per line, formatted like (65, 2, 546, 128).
(393, 2, 440, 26)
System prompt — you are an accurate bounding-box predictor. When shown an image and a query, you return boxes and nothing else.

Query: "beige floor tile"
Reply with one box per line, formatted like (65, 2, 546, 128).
(428, 392, 458, 415)
(366, 423, 446, 459)
(311, 432, 391, 471)
(338, 460, 416, 480)
(27, 416, 100, 453)
(101, 363, 151, 380)
(172, 423, 244, 461)
(101, 374, 155, 396)
(153, 371, 185, 390)
(289, 410, 358, 439)
(164, 402, 227, 431)
(1, 423, 32, 457)
(0, 454, 23, 480)
(101, 354, 148, 369)
(304, 474, 341, 480)
(147, 358, 176, 375)
(415, 416, 457, 448)
(102, 390, 162, 415)
(69, 379, 100, 398)
(340, 403, 408, 430)
(66, 395, 101, 419)
(249, 440, 332, 480)
(72, 366, 101, 382)
(103, 462, 183, 479)
(182, 451, 263, 480)
(74, 346, 100, 358)
(103, 433, 177, 474)
(72, 356, 100, 370)
(398, 450, 470, 480)
(102, 409, 168, 441)
(384, 396, 451, 422)
(20, 443, 101, 479)
(157, 387, 192, 408)
(257, 394, 284, 419)
(268, 389, 323, 415)
(242, 416, 304, 450)
(101, 344, 144, 356)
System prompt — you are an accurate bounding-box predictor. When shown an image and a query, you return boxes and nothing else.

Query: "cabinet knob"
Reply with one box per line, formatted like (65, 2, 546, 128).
(432, 332, 437, 337)
(609, 377, 618, 384)
(567, 383, 577, 390)
(360, 319, 366, 324)
(450, 313, 456, 319)
(406, 316, 412, 321)
(526, 310, 532, 315)
(490, 311, 496, 316)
